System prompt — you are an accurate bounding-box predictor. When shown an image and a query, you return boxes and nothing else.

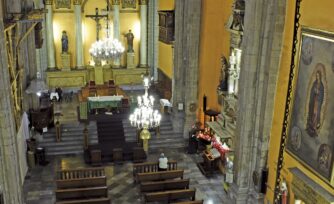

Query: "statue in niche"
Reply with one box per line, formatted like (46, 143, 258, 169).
(124, 29, 134, 52)
(231, 13, 244, 31)
(61, 30, 69, 53)
(218, 55, 229, 92)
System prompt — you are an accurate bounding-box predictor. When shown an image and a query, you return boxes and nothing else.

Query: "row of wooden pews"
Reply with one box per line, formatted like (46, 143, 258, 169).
(133, 161, 204, 204)
(55, 168, 110, 204)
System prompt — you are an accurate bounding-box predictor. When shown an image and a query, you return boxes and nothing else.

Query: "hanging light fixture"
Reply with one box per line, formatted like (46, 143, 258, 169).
(89, 38, 125, 61)
(88, 2, 125, 63)
(129, 75, 161, 153)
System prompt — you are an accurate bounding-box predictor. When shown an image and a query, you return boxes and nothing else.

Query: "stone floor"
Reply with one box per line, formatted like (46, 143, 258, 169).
(23, 148, 233, 204)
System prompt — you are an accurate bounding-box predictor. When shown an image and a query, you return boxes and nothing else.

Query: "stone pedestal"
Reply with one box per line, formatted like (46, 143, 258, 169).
(61, 53, 71, 71)
(127, 52, 135, 69)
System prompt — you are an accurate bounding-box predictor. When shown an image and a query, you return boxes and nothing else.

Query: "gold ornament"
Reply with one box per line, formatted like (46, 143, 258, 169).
(73, 0, 82, 5)
(139, 0, 147, 5)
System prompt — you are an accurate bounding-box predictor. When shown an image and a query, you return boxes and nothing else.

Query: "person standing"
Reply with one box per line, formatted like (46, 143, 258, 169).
(158, 153, 168, 171)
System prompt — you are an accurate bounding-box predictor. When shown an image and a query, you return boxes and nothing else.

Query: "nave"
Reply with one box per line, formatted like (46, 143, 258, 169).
(23, 148, 232, 204)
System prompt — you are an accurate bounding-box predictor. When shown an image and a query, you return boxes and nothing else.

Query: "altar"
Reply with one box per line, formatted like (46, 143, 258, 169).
(88, 95, 123, 111)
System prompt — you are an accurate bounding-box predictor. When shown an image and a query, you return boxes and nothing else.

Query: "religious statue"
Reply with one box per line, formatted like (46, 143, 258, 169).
(61, 30, 69, 53)
(306, 65, 325, 137)
(124, 29, 134, 52)
(218, 55, 228, 92)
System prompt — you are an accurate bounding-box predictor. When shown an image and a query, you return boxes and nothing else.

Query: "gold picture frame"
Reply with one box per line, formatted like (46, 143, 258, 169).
(121, 0, 136, 9)
(55, 0, 71, 9)
(286, 27, 334, 187)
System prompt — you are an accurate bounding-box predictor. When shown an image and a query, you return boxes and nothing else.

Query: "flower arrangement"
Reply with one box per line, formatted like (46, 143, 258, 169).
(197, 132, 212, 142)
(211, 137, 230, 158)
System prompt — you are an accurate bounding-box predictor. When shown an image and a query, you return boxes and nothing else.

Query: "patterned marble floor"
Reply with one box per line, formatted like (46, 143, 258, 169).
(23, 148, 233, 204)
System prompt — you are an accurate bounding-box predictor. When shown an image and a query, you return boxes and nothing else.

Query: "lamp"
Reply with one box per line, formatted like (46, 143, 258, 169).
(25, 72, 48, 96)
(89, 38, 124, 63)
(129, 75, 161, 153)
(88, 2, 125, 64)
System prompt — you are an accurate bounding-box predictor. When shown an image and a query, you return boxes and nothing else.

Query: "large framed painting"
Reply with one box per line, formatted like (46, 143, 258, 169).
(287, 27, 334, 187)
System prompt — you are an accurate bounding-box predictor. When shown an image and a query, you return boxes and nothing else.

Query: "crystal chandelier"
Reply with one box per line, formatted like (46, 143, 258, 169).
(129, 76, 161, 130)
(89, 38, 125, 61)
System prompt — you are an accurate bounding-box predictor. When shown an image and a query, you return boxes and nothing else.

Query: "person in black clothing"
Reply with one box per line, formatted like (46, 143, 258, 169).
(55, 87, 63, 102)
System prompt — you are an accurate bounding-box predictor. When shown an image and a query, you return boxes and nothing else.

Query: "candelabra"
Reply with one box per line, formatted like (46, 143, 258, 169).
(89, 38, 125, 63)
(129, 76, 161, 153)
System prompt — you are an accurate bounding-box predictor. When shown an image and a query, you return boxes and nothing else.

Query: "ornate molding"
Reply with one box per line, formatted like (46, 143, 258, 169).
(73, 0, 82, 5)
(45, 0, 53, 5)
(139, 0, 147, 5)
(112, 0, 120, 5)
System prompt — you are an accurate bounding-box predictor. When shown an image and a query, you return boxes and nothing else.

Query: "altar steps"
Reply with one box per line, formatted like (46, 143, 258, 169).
(38, 122, 98, 156)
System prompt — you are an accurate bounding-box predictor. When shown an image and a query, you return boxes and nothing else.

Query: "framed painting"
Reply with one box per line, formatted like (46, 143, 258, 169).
(55, 0, 71, 9)
(286, 27, 334, 187)
(121, 0, 136, 9)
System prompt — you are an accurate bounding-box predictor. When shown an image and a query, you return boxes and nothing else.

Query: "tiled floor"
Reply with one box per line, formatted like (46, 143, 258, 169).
(23, 148, 233, 204)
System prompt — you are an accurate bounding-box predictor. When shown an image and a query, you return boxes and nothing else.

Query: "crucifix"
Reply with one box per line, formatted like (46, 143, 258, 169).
(85, 8, 108, 41)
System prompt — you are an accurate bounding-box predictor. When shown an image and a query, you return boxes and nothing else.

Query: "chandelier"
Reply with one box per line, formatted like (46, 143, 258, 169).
(129, 77, 161, 129)
(89, 38, 125, 61)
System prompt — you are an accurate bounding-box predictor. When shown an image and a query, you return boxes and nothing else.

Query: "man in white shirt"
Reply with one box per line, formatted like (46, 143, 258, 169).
(158, 153, 168, 171)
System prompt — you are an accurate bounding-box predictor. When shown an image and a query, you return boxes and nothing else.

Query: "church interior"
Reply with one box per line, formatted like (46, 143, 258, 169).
(0, 0, 333, 203)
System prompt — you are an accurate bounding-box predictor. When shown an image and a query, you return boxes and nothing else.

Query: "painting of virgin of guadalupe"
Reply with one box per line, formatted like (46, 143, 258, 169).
(306, 65, 325, 137)
(286, 27, 334, 187)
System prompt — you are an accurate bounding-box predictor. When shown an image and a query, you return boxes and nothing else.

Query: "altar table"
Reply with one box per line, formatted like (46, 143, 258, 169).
(87, 96, 123, 111)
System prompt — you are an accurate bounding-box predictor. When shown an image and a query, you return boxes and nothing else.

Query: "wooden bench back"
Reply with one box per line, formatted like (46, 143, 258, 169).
(56, 177, 106, 189)
(140, 179, 190, 192)
(171, 200, 204, 204)
(133, 160, 177, 182)
(56, 167, 105, 180)
(55, 197, 111, 204)
(56, 186, 108, 201)
(137, 170, 184, 183)
(144, 189, 196, 203)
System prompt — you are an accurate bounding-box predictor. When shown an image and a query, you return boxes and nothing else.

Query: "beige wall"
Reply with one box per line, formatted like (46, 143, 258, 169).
(197, 0, 232, 124)
(157, 0, 174, 78)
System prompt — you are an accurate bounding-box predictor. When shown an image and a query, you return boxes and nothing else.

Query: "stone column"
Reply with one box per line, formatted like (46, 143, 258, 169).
(139, 0, 148, 67)
(148, 0, 159, 81)
(45, 0, 56, 69)
(111, 0, 121, 67)
(0, 1, 24, 203)
(74, 0, 84, 68)
(227, 0, 287, 203)
(172, 0, 202, 136)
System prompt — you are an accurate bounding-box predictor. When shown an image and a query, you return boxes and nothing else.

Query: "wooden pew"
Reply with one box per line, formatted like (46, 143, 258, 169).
(144, 189, 196, 203)
(140, 179, 190, 192)
(133, 161, 177, 182)
(55, 168, 110, 204)
(56, 168, 106, 189)
(171, 200, 204, 204)
(56, 197, 110, 204)
(56, 186, 108, 200)
(137, 170, 184, 183)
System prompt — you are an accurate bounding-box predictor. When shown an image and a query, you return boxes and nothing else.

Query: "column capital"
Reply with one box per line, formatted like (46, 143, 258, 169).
(45, 0, 53, 5)
(112, 0, 120, 5)
(73, 0, 82, 5)
(139, 0, 148, 5)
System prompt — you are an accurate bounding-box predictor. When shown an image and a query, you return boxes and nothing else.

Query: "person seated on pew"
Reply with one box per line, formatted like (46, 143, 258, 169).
(158, 153, 168, 171)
